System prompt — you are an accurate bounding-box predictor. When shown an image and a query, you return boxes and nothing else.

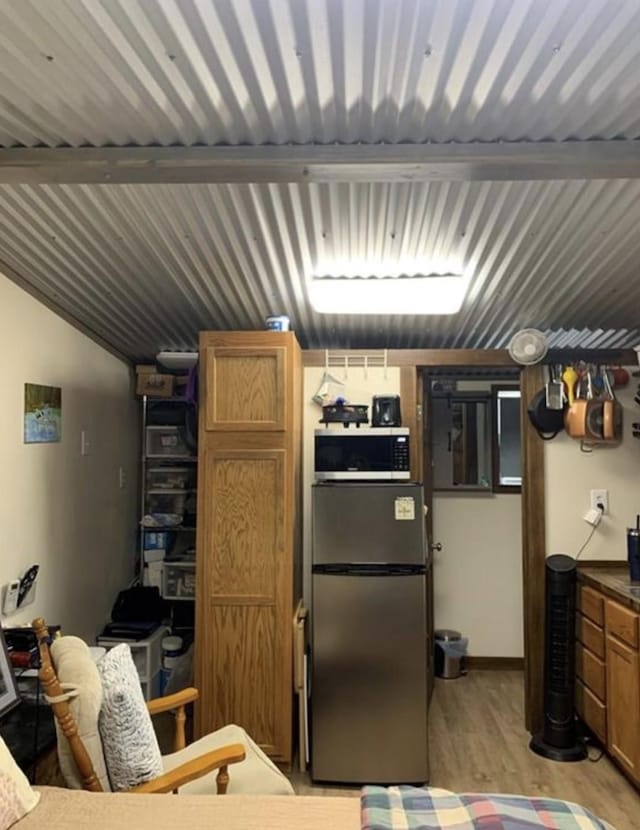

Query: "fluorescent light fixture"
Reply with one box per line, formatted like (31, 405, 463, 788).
(309, 275, 466, 315)
(156, 351, 198, 370)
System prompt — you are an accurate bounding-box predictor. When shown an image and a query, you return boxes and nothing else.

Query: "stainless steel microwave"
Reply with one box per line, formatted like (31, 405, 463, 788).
(314, 427, 411, 480)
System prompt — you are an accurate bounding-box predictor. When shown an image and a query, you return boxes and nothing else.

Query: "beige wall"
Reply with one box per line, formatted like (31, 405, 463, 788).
(0, 274, 139, 641)
(433, 492, 523, 657)
(545, 373, 640, 563)
(302, 365, 401, 603)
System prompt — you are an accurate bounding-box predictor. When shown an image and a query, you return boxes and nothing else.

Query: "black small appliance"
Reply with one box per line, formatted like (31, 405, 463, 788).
(529, 554, 587, 762)
(371, 395, 402, 427)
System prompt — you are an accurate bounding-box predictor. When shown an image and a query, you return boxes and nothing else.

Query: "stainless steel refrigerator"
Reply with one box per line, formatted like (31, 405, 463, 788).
(311, 482, 429, 784)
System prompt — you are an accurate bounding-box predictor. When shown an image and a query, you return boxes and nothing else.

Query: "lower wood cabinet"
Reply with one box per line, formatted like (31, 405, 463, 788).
(606, 634, 640, 779)
(577, 581, 640, 788)
(576, 586, 607, 743)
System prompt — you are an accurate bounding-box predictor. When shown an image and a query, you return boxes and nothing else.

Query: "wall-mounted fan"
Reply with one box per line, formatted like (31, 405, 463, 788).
(508, 329, 549, 366)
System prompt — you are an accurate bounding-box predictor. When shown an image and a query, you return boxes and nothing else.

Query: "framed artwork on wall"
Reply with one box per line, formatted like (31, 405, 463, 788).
(24, 383, 62, 443)
(0, 627, 20, 718)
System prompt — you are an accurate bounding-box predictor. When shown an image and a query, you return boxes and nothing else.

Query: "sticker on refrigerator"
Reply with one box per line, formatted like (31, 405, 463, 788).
(394, 496, 415, 520)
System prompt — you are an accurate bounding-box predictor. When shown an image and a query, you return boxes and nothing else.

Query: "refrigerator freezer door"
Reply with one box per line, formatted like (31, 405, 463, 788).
(311, 573, 428, 784)
(312, 483, 426, 566)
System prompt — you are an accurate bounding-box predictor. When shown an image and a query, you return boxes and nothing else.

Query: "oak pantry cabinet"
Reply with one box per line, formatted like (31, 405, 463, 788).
(195, 331, 302, 765)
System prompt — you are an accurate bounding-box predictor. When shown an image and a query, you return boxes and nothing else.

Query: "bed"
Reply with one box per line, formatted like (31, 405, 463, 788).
(14, 786, 614, 830)
(16, 789, 360, 830)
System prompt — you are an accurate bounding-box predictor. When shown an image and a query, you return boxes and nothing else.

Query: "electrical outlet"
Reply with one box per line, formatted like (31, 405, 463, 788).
(590, 489, 609, 514)
(119, 466, 127, 489)
(81, 430, 90, 456)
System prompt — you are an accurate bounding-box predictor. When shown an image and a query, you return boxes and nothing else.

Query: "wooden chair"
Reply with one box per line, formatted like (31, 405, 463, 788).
(33, 617, 246, 794)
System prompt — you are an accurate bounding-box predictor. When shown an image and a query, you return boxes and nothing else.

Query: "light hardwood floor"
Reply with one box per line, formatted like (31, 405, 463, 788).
(291, 670, 640, 830)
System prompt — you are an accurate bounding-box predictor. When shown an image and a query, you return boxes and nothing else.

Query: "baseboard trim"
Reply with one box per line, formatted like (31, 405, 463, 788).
(467, 657, 524, 670)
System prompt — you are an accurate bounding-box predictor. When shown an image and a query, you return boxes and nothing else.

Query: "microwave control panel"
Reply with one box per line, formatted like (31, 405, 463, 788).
(392, 436, 410, 470)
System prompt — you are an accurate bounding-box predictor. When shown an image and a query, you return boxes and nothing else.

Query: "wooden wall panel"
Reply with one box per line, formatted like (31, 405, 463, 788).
(400, 366, 423, 483)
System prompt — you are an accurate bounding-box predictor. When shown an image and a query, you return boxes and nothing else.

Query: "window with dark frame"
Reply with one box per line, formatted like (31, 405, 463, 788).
(491, 385, 522, 493)
(431, 384, 521, 494)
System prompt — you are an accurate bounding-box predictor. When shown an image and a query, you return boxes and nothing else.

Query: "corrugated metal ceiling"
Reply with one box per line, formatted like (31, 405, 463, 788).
(2, 0, 640, 147)
(0, 180, 637, 359)
(0, 0, 639, 358)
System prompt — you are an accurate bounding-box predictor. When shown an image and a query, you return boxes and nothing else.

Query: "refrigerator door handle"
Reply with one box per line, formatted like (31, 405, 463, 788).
(312, 563, 426, 577)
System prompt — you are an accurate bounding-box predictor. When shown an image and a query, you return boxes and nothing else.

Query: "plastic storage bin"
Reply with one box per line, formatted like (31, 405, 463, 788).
(163, 561, 196, 600)
(145, 426, 191, 458)
(146, 466, 193, 490)
(146, 491, 187, 516)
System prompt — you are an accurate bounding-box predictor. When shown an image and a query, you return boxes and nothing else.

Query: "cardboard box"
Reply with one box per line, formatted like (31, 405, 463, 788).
(136, 373, 174, 397)
(136, 364, 158, 374)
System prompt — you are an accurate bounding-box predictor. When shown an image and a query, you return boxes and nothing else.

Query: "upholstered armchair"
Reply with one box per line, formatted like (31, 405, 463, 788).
(33, 618, 294, 796)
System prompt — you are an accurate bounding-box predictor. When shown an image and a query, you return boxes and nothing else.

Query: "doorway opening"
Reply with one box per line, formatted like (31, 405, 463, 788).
(423, 367, 524, 669)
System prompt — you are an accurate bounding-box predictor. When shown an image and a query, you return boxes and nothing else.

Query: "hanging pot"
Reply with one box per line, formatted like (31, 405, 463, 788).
(527, 388, 565, 440)
(564, 369, 590, 439)
(601, 368, 623, 442)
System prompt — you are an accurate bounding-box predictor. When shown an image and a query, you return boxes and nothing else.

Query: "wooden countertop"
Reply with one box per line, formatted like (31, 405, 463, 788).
(578, 564, 640, 612)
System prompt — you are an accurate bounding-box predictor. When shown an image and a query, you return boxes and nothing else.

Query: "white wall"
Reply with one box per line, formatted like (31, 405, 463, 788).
(433, 492, 523, 657)
(545, 374, 640, 563)
(302, 365, 401, 604)
(0, 274, 139, 641)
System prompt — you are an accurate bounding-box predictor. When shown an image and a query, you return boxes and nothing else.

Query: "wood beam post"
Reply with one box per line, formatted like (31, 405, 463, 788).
(520, 366, 547, 735)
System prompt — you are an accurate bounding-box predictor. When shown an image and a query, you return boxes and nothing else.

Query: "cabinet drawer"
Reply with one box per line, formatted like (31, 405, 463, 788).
(576, 612, 605, 659)
(576, 641, 606, 701)
(576, 679, 607, 743)
(605, 600, 639, 650)
(577, 585, 605, 626)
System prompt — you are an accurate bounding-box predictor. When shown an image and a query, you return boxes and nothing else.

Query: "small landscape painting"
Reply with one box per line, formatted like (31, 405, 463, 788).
(24, 383, 62, 443)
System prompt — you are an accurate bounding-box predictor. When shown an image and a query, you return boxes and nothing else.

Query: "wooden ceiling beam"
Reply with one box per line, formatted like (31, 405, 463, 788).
(2, 141, 640, 185)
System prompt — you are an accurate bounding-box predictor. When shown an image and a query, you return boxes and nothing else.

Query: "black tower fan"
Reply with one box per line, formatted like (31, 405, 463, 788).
(530, 554, 587, 761)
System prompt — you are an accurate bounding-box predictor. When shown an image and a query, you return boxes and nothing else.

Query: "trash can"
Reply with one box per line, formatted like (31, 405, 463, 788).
(434, 629, 468, 679)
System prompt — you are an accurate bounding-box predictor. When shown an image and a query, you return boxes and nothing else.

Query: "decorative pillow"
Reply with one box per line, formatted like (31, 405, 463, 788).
(97, 644, 163, 791)
(50, 636, 111, 791)
(0, 736, 40, 830)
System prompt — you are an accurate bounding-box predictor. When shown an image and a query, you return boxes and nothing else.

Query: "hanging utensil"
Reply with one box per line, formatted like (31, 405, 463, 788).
(562, 364, 578, 407)
(546, 364, 564, 410)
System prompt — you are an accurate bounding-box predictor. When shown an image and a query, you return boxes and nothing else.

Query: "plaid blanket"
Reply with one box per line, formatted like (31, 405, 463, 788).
(361, 786, 612, 830)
